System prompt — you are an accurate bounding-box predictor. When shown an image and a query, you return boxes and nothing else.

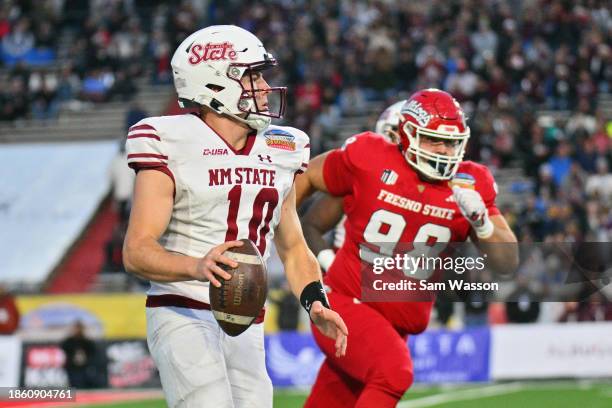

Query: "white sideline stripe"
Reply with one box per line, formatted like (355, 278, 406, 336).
(226, 251, 261, 265)
(398, 383, 524, 408)
(212, 310, 255, 325)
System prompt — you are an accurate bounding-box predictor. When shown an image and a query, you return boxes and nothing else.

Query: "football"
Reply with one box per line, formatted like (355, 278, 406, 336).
(209, 239, 268, 336)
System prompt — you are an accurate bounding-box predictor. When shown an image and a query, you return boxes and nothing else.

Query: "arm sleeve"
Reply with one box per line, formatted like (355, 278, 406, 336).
(125, 121, 174, 183)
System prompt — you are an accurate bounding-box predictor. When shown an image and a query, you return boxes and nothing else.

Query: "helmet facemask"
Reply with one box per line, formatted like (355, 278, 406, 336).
(229, 58, 287, 129)
(402, 120, 470, 180)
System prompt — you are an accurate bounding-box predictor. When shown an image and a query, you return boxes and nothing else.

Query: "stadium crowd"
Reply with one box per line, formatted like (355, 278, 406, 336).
(1, 0, 609, 325)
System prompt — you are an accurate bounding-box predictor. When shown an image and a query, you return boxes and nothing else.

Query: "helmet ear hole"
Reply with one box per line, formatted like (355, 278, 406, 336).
(238, 99, 250, 109)
(206, 84, 225, 92)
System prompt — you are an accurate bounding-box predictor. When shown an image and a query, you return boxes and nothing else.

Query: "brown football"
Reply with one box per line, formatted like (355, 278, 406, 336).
(209, 239, 268, 336)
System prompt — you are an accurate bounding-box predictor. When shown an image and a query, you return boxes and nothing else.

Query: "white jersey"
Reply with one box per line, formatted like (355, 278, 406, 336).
(126, 113, 309, 303)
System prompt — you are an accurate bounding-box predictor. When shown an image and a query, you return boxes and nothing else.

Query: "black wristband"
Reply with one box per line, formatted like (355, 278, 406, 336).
(300, 281, 330, 314)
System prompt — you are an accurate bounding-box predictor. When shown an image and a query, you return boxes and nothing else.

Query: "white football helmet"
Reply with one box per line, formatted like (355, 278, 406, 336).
(375, 100, 406, 143)
(171, 25, 286, 130)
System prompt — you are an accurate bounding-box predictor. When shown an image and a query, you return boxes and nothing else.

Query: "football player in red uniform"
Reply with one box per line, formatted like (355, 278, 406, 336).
(296, 89, 518, 407)
(303, 100, 407, 272)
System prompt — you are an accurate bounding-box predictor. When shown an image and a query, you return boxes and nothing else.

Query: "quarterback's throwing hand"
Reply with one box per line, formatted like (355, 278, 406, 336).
(310, 301, 348, 357)
(452, 186, 494, 239)
(195, 240, 243, 287)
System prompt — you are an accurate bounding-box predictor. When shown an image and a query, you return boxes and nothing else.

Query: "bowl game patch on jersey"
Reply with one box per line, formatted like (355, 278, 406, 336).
(264, 128, 296, 151)
(449, 172, 476, 189)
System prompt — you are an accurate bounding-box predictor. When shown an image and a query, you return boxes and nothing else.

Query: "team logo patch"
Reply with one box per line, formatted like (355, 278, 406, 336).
(380, 169, 398, 185)
(401, 100, 432, 127)
(188, 41, 238, 65)
(264, 129, 296, 151)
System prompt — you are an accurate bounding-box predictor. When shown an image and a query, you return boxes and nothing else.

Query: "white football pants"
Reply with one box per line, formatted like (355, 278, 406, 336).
(146, 306, 272, 408)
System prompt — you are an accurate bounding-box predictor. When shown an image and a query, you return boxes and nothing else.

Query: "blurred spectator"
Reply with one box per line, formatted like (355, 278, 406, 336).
(0, 285, 20, 335)
(463, 295, 489, 328)
(585, 158, 612, 203)
(1, 77, 29, 121)
(547, 141, 573, 187)
(505, 276, 541, 323)
(1, 17, 35, 61)
(125, 102, 148, 130)
(149, 29, 172, 84)
(56, 65, 81, 104)
(81, 69, 113, 102)
(275, 288, 300, 331)
(559, 293, 612, 323)
(445, 58, 479, 102)
(566, 98, 597, 137)
(29, 70, 60, 121)
(434, 291, 454, 328)
(108, 142, 134, 223)
(338, 84, 367, 117)
(104, 222, 127, 273)
(60, 321, 98, 389)
(108, 69, 137, 102)
(459, 275, 490, 327)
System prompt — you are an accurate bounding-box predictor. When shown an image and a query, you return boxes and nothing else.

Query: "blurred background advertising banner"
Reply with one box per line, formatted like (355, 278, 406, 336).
(0, 336, 22, 387)
(491, 322, 612, 379)
(265, 328, 491, 387)
(17, 294, 147, 341)
(265, 332, 325, 388)
(105, 340, 160, 389)
(20, 342, 68, 388)
(409, 327, 490, 383)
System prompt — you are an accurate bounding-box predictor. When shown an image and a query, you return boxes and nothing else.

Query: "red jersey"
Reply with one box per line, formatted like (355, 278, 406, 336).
(322, 132, 499, 333)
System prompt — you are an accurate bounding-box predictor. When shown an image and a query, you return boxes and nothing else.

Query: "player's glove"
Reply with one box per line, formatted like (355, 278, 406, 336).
(452, 186, 494, 239)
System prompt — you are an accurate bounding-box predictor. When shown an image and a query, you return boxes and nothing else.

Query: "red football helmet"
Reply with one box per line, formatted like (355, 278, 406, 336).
(398, 89, 470, 180)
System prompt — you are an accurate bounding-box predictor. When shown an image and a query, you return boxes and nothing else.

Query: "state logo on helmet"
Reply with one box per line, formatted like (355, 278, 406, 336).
(398, 89, 470, 180)
(171, 25, 286, 130)
(375, 100, 407, 143)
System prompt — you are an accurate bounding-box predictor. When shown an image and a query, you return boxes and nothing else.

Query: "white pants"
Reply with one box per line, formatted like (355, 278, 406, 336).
(146, 306, 272, 408)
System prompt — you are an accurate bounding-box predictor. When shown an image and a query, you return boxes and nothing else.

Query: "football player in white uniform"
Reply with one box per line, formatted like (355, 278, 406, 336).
(302, 100, 407, 272)
(123, 25, 348, 408)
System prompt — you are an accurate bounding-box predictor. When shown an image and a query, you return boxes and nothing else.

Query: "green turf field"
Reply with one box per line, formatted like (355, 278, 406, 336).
(78, 381, 612, 407)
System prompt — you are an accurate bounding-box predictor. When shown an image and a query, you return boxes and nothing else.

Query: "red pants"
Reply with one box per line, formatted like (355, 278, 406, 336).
(304, 292, 414, 408)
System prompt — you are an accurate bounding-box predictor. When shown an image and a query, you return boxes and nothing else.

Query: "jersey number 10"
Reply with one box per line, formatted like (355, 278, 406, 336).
(225, 185, 279, 254)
